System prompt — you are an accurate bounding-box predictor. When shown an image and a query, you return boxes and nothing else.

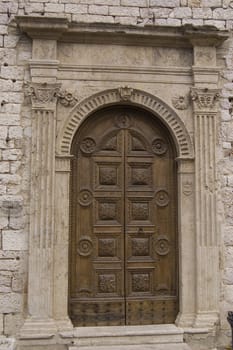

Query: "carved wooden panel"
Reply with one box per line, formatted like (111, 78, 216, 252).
(69, 106, 178, 327)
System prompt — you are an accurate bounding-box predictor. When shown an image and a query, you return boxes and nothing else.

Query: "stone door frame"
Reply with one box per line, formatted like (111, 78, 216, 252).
(16, 16, 228, 342)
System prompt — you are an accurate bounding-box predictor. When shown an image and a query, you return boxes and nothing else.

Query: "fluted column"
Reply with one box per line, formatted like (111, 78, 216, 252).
(191, 87, 220, 328)
(20, 82, 61, 338)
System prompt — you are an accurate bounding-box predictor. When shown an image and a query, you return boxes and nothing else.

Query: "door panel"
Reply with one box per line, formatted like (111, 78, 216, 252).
(69, 107, 178, 326)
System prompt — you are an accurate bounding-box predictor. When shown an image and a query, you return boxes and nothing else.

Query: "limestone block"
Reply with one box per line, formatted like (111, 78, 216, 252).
(9, 127, 23, 139)
(4, 35, 19, 49)
(173, 7, 192, 18)
(0, 185, 6, 194)
(224, 268, 233, 284)
(0, 24, 7, 34)
(0, 15, 9, 25)
(121, 0, 148, 6)
(225, 246, 233, 268)
(0, 2, 18, 13)
(182, 18, 204, 25)
(223, 141, 232, 149)
(0, 337, 15, 350)
(10, 161, 21, 175)
(0, 272, 12, 288)
(109, 6, 140, 16)
(64, 4, 88, 14)
(0, 66, 24, 80)
(72, 14, 114, 23)
(224, 285, 233, 303)
(204, 19, 226, 28)
(213, 8, 233, 19)
(227, 175, 233, 187)
(89, 5, 108, 15)
(0, 212, 8, 229)
(188, 0, 201, 6)
(0, 162, 10, 173)
(193, 8, 213, 18)
(2, 150, 22, 161)
(24, 3, 44, 14)
(202, 0, 222, 6)
(151, 8, 172, 18)
(2, 230, 28, 251)
(45, 3, 65, 13)
(150, 0, 180, 7)
(114, 16, 137, 25)
(0, 293, 21, 313)
(166, 18, 182, 26)
(93, 0, 120, 4)
(0, 126, 7, 140)
(223, 0, 233, 8)
(4, 313, 23, 337)
(0, 314, 3, 334)
(0, 259, 20, 272)
(0, 114, 20, 126)
(12, 272, 24, 292)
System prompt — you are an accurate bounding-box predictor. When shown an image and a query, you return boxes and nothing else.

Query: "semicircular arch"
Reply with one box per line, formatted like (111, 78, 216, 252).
(57, 88, 194, 159)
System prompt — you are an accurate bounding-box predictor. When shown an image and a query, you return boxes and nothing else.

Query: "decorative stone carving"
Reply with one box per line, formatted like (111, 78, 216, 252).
(59, 88, 194, 159)
(152, 138, 167, 155)
(98, 274, 116, 293)
(25, 82, 78, 108)
(80, 137, 96, 154)
(183, 180, 193, 196)
(172, 94, 189, 110)
(56, 89, 78, 107)
(118, 86, 133, 101)
(191, 87, 220, 110)
(78, 189, 93, 206)
(132, 273, 150, 292)
(25, 82, 61, 108)
(77, 236, 93, 257)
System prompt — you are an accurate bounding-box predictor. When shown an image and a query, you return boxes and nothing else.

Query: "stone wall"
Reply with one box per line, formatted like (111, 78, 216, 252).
(1, 0, 233, 349)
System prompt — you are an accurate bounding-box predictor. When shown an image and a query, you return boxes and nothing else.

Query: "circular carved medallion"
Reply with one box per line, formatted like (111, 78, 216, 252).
(155, 235, 170, 256)
(155, 190, 169, 207)
(116, 114, 131, 129)
(152, 138, 167, 155)
(78, 189, 92, 206)
(80, 137, 96, 154)
(77, 236, 93, 257)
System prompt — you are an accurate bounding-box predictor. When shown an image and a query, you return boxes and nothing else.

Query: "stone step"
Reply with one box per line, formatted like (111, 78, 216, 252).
(65, 324, 191, 349)
(69, 344, 191, 350)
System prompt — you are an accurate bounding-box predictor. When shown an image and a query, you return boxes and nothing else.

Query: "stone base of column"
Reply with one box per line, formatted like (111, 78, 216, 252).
(56, 317, 73, 332)
(19, 317, 57, 339)
(193, 311, 219, 329)
(175, 312, 195, 327)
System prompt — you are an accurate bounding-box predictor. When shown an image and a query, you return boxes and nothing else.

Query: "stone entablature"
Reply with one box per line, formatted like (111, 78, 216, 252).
(11, 15, 229, 350)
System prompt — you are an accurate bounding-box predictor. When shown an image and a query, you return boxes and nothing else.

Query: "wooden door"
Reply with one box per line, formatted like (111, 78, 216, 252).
(69, 107, 178, 326)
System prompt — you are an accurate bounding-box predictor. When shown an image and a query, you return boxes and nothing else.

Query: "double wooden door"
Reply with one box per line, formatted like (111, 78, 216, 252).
(69, 107, 178, 326)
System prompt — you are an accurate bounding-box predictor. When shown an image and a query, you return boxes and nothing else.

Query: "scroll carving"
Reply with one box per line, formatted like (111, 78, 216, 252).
(56, 89, 78, 107)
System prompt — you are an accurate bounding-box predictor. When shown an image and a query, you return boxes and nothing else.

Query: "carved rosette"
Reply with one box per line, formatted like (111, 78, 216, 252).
(190, 87, 220, 112)
(172, 94, 189, 110)
(77, 236, 93, 257)
(56, 89, 78, 107)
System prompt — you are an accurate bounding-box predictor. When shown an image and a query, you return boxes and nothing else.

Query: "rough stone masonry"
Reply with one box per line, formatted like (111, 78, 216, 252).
(1, 0, 233, 349)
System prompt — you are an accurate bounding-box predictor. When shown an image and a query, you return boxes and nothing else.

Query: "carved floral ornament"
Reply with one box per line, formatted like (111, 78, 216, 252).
(24, 82, 78, 108)
(172, 94, 189, 110)
(190, 87, 220, 110)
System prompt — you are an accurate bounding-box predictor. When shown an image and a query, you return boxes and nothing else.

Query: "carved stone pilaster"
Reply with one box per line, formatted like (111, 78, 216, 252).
(191, 87, 220, 328)
(20, 83, 59, 339)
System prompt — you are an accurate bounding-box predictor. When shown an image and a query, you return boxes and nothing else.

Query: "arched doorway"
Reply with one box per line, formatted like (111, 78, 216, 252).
(69, 106, 178, 327)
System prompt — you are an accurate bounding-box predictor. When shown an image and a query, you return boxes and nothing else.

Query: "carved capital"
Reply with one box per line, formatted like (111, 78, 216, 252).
(172, 94, 189, 110)
(25, 82, 61, 110)
(25, 82, 78, 109)
(190, 87, 220, 112)
(118, 86, 134, 101)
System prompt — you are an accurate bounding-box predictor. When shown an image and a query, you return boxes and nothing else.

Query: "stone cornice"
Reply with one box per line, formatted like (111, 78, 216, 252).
(16, 16, 228, 47)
